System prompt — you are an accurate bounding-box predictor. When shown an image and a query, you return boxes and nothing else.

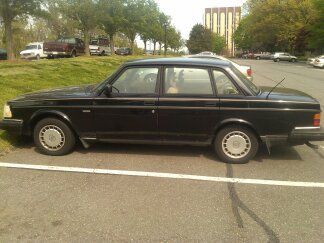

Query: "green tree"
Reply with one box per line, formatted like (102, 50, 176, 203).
(235, 0, 316, 53)
(307, 0, 324, 52)
(0, 0, 43, 60)
(60, 0, 99, 56)
(98, 0, 125, 54)
(150, 12, 170, 55)
(212, 33, 226, 54)
(43, 0, 76, 38)
(186, 24, 214, 54)
(121, 0, 147, 52)
(138, 0, 159, 52)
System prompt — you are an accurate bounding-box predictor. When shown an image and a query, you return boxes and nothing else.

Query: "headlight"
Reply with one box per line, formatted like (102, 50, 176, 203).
(3, 104, 12, 118)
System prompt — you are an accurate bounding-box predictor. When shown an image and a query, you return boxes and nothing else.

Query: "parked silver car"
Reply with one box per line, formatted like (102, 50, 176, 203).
(272, 52, 297, 62)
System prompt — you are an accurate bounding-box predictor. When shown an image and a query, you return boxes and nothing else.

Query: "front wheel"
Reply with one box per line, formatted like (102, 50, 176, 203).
(291, 58, 296, 63)
(214, 125, 259, 164)
(34, 118, 76, 156)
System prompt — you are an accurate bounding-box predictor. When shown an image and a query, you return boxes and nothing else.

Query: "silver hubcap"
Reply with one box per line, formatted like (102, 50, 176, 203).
(39, 125, 65, 151)
(222, 131, 251, 159)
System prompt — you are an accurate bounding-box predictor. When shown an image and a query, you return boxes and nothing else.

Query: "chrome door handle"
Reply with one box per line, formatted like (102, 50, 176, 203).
(152, 110, 155, 114)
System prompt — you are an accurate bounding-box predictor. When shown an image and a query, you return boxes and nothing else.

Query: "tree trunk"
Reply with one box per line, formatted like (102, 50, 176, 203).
(4, 19, 15, 60)
(153, 41, 156, 55)
(84, 30, 90, 56)
(109, 33, 115, 55)
(143, 40, 147, 52)
(130, 39, 135, 54)
(159, 42, 162, 55)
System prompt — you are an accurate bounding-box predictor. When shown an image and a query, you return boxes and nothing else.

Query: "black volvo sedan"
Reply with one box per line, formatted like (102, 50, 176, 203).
(1, 58, 324, 163)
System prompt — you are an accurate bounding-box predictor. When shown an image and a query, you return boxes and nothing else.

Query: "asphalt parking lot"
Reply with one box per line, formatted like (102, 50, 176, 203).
(1, 59, 324, 242)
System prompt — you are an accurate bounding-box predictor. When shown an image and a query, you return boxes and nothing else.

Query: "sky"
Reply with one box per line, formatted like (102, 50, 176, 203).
(155, 0, 246, 40)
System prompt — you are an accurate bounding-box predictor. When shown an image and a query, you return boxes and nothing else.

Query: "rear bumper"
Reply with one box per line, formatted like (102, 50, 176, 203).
(289, 127, 324, 142)
(261, 127, 324, 148)
(44, 51, 69, 56)
(0, 119, 23, 135)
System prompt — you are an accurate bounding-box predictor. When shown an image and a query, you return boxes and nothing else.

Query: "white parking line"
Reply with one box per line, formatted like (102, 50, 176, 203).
(1, 162, 324, 188)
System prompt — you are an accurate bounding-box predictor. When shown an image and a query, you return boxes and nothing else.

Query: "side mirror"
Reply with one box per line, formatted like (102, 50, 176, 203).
(103, 85, 113, 96)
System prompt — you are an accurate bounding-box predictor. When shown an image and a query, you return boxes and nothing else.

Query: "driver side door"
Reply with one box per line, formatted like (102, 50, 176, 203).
(93, 66, 160, 142)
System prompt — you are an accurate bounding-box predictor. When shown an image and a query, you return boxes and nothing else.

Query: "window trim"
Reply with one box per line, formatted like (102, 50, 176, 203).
(160, 65, 216, 98)
(106, 66, 161, 97)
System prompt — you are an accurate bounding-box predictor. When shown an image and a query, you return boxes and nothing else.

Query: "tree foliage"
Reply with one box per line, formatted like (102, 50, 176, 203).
(0, 0, 183, 58)
(234, 0, 321, 54)
(0, 0, 44, 60)
(186, 24, 214, 54)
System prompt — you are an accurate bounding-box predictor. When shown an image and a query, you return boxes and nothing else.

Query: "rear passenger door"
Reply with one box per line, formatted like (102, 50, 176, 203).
(158, 66, 219, 144)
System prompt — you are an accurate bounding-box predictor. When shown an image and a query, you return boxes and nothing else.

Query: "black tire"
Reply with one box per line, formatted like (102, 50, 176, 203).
(275, 58, 280, 62)
(214, 125, 259, 164)
(101, 51, 105, 56)
(291, 58, 296, 63)
(34, 118, 76, 156)
(256, 56, 260, 60)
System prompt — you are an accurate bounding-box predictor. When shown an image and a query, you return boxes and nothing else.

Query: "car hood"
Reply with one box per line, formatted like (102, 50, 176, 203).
(10, 84, 95, 102)
(259, 86, 318, 103)
(89, 45, 99, 49)
(20, 49, 37, 54)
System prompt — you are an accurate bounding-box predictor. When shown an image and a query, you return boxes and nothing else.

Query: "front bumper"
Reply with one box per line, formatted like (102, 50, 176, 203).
(90, 50, 101, 55)
(289, 127, 324, 142)
(0, 119, 23, 135)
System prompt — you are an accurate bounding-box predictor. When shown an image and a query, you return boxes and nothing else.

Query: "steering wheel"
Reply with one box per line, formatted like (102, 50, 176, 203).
(143, 73, 157, 84)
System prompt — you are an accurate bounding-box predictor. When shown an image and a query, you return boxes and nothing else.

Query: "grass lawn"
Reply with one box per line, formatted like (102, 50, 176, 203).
(0, 55, 149, 155)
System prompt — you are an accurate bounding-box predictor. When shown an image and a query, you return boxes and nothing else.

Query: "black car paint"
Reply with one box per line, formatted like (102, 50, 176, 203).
(1, 58, 323, 150)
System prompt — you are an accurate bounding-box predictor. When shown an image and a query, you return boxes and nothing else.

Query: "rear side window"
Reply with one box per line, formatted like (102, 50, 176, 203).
(164, 67, 213, 95)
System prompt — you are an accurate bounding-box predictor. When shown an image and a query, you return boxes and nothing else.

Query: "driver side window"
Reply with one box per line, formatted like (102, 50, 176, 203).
(213, 70, 239, 95)
(112, 67, 159, 94)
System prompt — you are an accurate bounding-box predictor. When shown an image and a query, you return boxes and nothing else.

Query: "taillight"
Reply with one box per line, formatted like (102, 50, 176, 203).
(247, 68, 252, 77)
(314, 113, 321, 127)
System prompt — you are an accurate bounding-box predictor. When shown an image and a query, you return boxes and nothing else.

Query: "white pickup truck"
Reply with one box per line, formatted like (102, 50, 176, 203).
(89, 38, 111, 56)
(20, 42, 47, 60)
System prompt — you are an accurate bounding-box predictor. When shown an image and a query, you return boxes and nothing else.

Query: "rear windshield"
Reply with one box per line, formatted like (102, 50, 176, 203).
(56, 38, 76, 44)
(231, 66, 260, 95)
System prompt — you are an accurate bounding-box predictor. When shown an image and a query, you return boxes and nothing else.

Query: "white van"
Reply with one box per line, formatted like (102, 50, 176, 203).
(20, 42, 47, 60)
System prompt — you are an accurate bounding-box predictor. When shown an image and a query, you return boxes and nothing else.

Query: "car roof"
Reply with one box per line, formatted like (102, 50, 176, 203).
(27, 42, 43, 45)
(125, 57, 231, 67)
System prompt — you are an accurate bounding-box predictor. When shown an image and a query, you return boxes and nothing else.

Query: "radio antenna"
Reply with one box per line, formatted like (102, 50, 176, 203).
(266, 77, 286, 100)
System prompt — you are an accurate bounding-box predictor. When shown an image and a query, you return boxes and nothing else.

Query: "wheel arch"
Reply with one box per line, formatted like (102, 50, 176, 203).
(28, 110, 79, 137)
(213, 119, 261, 143)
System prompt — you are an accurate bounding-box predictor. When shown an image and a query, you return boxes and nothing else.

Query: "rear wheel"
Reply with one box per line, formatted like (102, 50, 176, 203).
(34, 118, 76, 156)
(214, 125, 259, 164)
(275, 58, 280, 62)
(291, 58, 296, 63)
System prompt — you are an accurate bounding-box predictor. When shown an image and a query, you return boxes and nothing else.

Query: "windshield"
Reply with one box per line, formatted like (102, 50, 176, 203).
(231, 65, 260, 95)
(90, 40, 98, 45)
(25, 45, 37, 50)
